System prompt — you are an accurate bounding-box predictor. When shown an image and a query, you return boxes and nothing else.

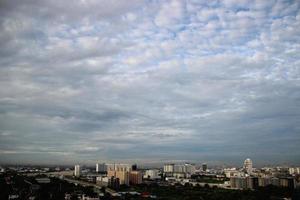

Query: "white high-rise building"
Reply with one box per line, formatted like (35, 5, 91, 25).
(173, 163, 196, 174)
(74, 165, 81, 177)
(164, 164, 174, 173)
(243, 158, 253, 174)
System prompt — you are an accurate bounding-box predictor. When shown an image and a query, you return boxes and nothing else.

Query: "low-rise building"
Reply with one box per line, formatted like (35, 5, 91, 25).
(96, 176, 109, 186)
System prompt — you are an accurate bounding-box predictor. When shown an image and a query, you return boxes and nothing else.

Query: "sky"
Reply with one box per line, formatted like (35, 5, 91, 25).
(0, 0, 300, 166)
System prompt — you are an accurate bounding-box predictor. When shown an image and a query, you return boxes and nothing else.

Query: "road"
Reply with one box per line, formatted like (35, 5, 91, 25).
(24, 171, 117, 195)
(63, 177, 116, 195)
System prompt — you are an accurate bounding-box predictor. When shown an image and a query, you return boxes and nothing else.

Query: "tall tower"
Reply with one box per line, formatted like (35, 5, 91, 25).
(202, 163, 207, 172)
(96, 163, 100, 172)
(243, 158, 253, 174)
(74, 165, 81, 177)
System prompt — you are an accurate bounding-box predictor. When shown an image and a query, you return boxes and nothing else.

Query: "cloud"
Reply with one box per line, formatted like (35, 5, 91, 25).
(0, 0, 299, 166)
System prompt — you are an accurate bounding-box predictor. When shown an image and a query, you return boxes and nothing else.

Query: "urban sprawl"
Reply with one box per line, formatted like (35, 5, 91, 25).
(1, 158, 300, 200)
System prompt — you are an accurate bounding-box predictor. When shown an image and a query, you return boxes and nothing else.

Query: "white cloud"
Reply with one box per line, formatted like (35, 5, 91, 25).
(155, 0, 186, 27)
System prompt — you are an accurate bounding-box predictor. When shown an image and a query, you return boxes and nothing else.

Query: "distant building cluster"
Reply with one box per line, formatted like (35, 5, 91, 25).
(163, 163, 196, 178)
(69, 158, 299, 191)
(230, 176, 296, 189)
(1, 158, 299, 200)
(74, 163, 143, 189)
(227, 159, 297, 190)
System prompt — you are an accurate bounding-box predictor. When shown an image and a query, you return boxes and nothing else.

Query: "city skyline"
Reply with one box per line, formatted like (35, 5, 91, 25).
(0, 0, 300, 165)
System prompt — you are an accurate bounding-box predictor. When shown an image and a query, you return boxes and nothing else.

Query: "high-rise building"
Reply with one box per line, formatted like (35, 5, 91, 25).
(174, 164, 185, 173)
(74, 165, 81, 177)
(230, 177, 247, 189)
(163, 164, 174, 173)
(107, 164, 131, 185)
(243, 158, 253, 174)
(202, 163, 207, 172)
(96, 163, 107, 172)
(231, 177, 259, 189)
(279, 177, 296, 189)
(184, 163, 196, 174)
(173, 163, 196, 174)
(132, 164, 137, 171)
(96, 163, 99, 172)
(107, 163, 131, 172)
(108, 176, 120, 190)
(129, 171, 142, 185)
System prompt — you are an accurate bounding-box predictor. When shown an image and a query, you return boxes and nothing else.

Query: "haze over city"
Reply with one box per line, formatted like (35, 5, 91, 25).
(0, 0, 299, 166)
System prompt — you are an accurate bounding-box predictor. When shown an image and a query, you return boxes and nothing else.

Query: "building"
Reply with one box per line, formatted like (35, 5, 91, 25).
(129, 171, 143, 185)
(164, 164, 174, 173)
(164, 163, 195, 178)
(252, 177, 259, 189)
(184, 163, 196, 174)
(202, 163, 207, 172)
(173, 172, 186, 179)
(144, 169, 160, 180)
(243, 158, 253, 174)
(230, 176, 259, 189)
(258, 177, 271, 187)
(289, 167, 300, 175)
(132, 164, 137, 171)
(96, 163, 100, 172)
(108, 176, 120, 190)
(224, 168, 243, 178)
(107, 164, 131, 185)
(169, 163, 196, 174)
(107, 163, 131, 172)
(247, 177, 259, 189)
(0, 166, 4, 173)
(270, 177, 280, 186)
(279, 177, 296, 189)
(256, 177, 295, 189)
(96, 176, 109, 186)
(96, 163, 107, 173)
(174, 164, 185, 173)
(108, 170, 129, 185)
(230, 177, 247, 189)
(74, 165, 81, 177)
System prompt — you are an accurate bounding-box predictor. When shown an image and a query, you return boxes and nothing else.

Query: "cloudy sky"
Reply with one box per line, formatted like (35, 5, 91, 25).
(0, 0, 299, 166)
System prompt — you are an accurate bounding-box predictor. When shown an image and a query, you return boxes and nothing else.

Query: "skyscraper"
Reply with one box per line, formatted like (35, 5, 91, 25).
(202, 163, 207, 172)
(74, 165, 81, 177)
(243, 158, 253, 174)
